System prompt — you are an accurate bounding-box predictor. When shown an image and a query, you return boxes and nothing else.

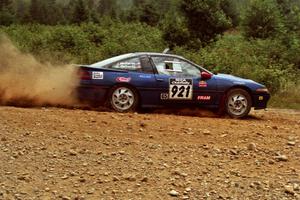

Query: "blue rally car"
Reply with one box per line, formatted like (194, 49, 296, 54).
(77, 52, 270, 118)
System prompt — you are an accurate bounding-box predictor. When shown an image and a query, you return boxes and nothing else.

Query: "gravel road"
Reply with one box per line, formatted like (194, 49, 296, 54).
(0, 107, 299, 200)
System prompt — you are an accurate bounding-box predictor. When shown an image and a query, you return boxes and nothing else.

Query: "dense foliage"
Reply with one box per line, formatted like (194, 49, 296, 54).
(180, 0, 231, 46)
(241, 0, 283, 39)
(0, 0, 299, 108)
(0, 22, 165, 63)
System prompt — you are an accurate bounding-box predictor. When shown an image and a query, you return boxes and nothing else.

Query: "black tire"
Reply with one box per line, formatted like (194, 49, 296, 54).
(225, 88, 252, 119)
(108, 85, 139, 113)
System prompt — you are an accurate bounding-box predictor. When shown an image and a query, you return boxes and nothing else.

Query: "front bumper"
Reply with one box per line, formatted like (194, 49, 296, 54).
(252, 92, 271, 109)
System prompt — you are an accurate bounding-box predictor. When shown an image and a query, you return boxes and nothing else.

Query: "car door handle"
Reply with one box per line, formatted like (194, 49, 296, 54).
(156, 78, 164, 82)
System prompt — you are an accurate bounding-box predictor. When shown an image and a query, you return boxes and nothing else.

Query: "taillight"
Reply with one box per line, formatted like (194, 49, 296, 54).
(78, 68, 91, 80)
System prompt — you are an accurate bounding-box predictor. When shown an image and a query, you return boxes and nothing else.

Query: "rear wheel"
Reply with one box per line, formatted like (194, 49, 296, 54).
(225, 89, 252, 118)
(109, 85, 139, 112)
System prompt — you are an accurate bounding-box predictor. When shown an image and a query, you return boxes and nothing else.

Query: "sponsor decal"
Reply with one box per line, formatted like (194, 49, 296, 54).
(170, 78, 191, 85)
(233, 81, 245, 85)
(160, 93, 169, 100)
(199, 81, 207, 88)
(116, 77, 131, 83)
(259, 96, 264, 101)
(139, 74, 152, 79)
(92, 71, 103, 80)
(118, 62, 141, 70)
(197, 96, 211, 101)
(169, 78, 193, 100)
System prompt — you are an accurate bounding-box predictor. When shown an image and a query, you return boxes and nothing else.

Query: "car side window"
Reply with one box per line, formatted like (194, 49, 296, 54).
(151, 56, 179, 76)
(110, 57, 142, 72)
(180, 60, 201, 77)
(151, 56, 200, 77)
(140, 56, 154, 74)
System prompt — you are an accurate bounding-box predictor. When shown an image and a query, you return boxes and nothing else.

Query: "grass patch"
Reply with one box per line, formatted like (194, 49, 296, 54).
(269, 84, 300, 110)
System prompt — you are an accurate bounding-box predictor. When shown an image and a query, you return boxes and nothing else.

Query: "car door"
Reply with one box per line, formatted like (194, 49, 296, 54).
(150, 55, 218, 106)
(98, 55, 160, 106)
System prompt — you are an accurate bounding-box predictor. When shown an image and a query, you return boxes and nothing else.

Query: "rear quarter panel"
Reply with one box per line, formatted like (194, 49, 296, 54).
(79, 67, 160, 106)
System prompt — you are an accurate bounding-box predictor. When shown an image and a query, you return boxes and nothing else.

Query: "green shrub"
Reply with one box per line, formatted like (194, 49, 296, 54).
(0, 22, 166, 64)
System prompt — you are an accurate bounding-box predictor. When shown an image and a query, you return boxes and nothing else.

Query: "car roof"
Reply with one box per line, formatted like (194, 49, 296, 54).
(134, 52, 184, 58)
(89, 52, 185, 68)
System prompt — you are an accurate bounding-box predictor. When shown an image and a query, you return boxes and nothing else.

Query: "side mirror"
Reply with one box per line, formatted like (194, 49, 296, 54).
(201, 71, 212, 80)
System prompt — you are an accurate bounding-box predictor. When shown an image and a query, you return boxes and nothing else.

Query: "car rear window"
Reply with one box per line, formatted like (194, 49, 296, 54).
(110, 57, 142, 72)
(90, 54, 135, 68)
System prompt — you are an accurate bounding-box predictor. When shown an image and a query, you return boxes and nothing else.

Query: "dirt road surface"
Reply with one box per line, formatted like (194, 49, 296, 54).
(0, 106, 299, 200)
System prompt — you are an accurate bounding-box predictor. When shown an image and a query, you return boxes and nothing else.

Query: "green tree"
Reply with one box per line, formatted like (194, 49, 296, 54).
(276, 0, 300, 68)
(62, 0, 77, 24)
(133, 0, 146, 6)
(0, 0, 13, 11)
(97, 0, 117, 18)
(221, 0, 239, 27)
(44, 0, 64, 25)
(139, 1, 161, 26)
(16, 0, 27, 23)
(181, 0, 232, 46)
(29, 0, 43, 23)
(83, 0, 101, 22)
(163, 14, 191, 49)
(71, 0, 90, 24)
(0, 0, 15, 25)
(127, 0, 163, 26)
(241, 0, 284, 39)
(276, 0, 300, 32)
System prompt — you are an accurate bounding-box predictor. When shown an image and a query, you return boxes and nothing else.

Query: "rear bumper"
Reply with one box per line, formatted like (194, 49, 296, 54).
(77, 85, 109, 105)
(252, 93, 271, 109)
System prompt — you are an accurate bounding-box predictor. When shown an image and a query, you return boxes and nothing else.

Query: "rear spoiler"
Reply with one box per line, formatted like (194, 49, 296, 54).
(162, 48, 170, 54)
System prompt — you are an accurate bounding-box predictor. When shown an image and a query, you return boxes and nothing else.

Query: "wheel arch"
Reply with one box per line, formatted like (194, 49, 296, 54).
(225, 85, 253, 104)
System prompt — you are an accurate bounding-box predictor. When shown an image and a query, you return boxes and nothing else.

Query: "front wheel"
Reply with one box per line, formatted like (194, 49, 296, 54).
(109, 85, 139, 112)
(225, 89, 252, 119)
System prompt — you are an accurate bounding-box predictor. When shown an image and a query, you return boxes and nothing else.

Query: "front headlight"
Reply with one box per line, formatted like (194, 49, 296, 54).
(256, 88, 269, 93)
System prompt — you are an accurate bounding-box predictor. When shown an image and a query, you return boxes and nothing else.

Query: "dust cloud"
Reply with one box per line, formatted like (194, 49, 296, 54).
(0, 35, 79, 107)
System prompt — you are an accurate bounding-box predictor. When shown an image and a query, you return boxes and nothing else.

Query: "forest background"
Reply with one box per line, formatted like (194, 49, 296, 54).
(0, 0, 299, 108)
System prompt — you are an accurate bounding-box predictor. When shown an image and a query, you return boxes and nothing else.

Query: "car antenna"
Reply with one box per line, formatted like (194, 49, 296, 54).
(162, 48, 170, 54)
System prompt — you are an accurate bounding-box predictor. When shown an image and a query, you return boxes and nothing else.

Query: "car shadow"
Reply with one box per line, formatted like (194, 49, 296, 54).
(140, 107, 265, 120)
(0, 102, 264, 121)
(242, 114, 264, 120)
(140, 108, 218, 118)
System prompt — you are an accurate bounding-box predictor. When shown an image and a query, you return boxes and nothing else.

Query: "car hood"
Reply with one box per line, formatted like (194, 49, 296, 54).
(214, 73, 266, 88)
(215, 73, 255, 83)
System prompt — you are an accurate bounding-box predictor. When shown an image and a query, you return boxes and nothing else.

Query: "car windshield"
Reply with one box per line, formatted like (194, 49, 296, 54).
(90, 53, 135, 68)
